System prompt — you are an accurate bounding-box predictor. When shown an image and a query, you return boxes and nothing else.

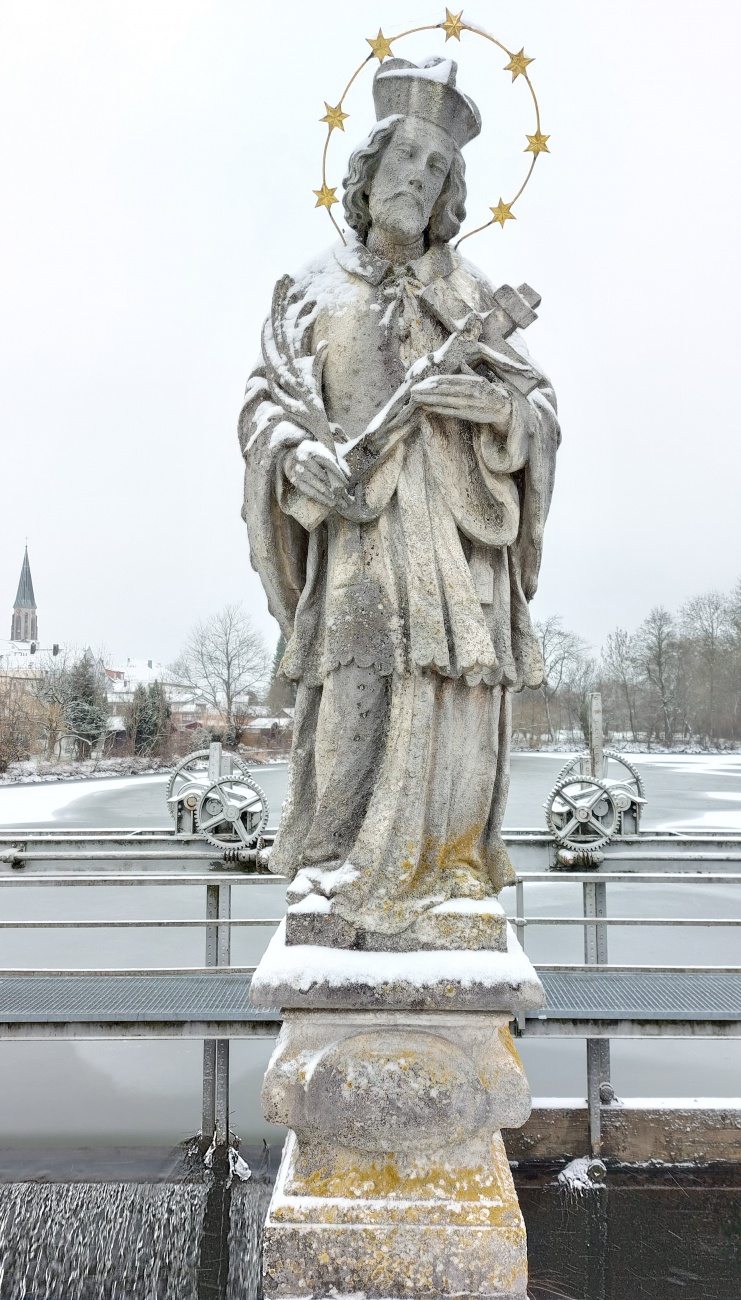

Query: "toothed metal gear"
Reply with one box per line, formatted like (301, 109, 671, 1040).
(166, 749, 252, 820)
(195, 774, 269, 849)
(556, 749, 645, 803)
(544, 775, 619, 851)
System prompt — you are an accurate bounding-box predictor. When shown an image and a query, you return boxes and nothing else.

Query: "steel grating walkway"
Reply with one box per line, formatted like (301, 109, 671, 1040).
(537, 970, 741, 1020)
(0, 969, 740, 1037)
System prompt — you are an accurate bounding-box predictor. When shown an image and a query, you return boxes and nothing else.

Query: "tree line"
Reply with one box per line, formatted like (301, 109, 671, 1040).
(0, 604, 275, 772)
(4, 579, 738, 773)
(512, 580, 741, 749)
(0, 649, 173, 771)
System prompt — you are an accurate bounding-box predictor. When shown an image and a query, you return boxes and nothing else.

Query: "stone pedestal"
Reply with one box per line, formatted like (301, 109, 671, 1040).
(251, 923, 544, 1299)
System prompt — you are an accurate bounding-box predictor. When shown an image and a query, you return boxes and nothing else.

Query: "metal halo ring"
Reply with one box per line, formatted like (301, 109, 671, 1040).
(313, 9, 548, 248)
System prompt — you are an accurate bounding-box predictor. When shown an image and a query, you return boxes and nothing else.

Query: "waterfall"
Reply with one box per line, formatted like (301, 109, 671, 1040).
(226, 1183, 272, 1300)
(0, 1183, 207, 1300)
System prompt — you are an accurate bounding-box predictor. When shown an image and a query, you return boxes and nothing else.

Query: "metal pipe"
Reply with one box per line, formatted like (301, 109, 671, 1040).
(202, 1039, 216, 1138)
(215, 1039, 230, 1146)
(0, 919, 283, 928)
(0, 851, 252, 861)
(512, 917, 741, 926)
(0, 874, 286, 886)
(536, 963, 741, 972)
(596, 854, 741, 862)
(0, 966, 258, 976)
(509, 873, 741, 883)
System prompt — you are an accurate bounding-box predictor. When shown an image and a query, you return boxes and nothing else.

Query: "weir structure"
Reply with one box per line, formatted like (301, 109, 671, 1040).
(1, 759, 740, 1169)
(2, 754, 741, 1296)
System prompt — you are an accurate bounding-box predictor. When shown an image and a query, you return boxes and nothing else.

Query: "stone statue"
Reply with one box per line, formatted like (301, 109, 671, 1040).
(246, 55, 557, 1300)
(240, 54, 559, 953)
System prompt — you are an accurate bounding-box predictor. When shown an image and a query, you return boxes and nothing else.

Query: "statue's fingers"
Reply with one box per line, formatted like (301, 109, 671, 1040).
(298, 480, 335, 507)
(295, 465, 335, 499)
(320, 457, 350, 484)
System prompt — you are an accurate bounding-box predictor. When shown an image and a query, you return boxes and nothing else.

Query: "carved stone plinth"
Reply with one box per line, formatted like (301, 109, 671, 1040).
(284, 894, 509, 952)
(251, 924, 544, 1298)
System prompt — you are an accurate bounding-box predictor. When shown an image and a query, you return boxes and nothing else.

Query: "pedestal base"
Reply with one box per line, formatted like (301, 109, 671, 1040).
(260, 1009, 534, 1299)
(263, 1131, 527, 1299)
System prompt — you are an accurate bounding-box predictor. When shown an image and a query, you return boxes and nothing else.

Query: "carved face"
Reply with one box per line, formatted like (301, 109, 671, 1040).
(367, 117, 455, 242)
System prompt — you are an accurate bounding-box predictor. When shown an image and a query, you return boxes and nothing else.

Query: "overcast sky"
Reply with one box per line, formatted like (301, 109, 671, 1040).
(1, 1, 740, 665)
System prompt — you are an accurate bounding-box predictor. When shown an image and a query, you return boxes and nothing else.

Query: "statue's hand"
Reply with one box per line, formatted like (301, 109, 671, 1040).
(284, 440, 350, 510)
(410, 373, 512, 430)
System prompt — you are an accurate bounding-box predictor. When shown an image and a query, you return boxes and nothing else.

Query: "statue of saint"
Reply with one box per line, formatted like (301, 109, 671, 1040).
(239, 57, 560, 949)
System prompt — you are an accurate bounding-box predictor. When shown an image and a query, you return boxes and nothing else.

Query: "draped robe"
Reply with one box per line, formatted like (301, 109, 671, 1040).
(239, 234, 560, 941)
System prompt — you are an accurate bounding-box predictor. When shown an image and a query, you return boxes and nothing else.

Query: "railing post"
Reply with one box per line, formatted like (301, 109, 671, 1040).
(585, 692, 612, 1155)
(584, 878, 611, 1157)
(515, 877, 525, 1034)
(215, 880, 232, 1145)
(202, 881, 219, 1139)
(202, 742, 234, 1146)
(589, 691, 604, 781)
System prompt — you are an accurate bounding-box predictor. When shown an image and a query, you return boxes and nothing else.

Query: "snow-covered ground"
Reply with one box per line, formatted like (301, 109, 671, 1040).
(0, 756, 168, 787)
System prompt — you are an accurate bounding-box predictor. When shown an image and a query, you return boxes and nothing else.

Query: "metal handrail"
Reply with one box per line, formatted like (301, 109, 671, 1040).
(0, 918, 283, 928)
(3, 827, 741, 1155)
(0, 874, 287, 886)
(513, 917, 741, 926)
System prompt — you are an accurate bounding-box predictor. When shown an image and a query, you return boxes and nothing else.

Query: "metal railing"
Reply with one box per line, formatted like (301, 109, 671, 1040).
(1, 828, 741, 1155)
(511, 867, 741, 1152)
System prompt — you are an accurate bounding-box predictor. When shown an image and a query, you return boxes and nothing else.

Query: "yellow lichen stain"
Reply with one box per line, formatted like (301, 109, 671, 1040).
(498, 1023, 525, 1070)
(288, 1146, 520, 1214)
(265, 1222, 527, 1294)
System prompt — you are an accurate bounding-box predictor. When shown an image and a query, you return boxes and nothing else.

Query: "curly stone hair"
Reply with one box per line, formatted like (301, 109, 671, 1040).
(342, 117, 467, 245)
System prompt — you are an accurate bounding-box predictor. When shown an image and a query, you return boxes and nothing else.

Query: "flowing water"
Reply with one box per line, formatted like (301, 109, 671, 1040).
(226, 1184, 273, 1300)
(0, 1182, 206, 1299)
(0, 1178, 274, 1300)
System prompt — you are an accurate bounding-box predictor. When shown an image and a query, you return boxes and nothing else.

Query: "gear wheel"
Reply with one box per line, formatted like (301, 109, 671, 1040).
(544, 775, 619, 851)
(195, 774, 269, 849)
(166, 749, 253, 821)
(556, 749, 645, 806)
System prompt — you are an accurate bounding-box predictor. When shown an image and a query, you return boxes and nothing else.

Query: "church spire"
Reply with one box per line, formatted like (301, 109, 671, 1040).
(11, 546, 38, 642)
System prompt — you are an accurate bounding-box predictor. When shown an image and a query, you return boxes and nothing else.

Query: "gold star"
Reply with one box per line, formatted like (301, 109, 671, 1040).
(313, 183, 339, 210)
(441, 8, 465, 41)
(490, 199, 516, 228)
(503, 48, 534, 80)
(525, 130, 550, 156)
(320, 102, 349, 133)
(366, 28, 394, 62)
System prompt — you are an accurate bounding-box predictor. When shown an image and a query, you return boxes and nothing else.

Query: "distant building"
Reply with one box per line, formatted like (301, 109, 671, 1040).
(104, 657, 211, 744)
(10, 546, 38, 644)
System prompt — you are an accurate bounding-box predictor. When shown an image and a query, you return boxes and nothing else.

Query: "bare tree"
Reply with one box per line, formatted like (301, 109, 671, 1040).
(681, 591, 730, 742)
(564, 653, 600, 744)
(31, 647, 73, 760)
(172, 604, 271, 733)
(535, 617, 590, 742)
(635, 606, 679, 745)
(0, 676, 36, 772)
(602, 627, 640, 742)
(729, 580, 741, 742)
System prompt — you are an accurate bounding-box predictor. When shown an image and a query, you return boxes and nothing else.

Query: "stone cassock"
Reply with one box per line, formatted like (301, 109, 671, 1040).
(244, 56, 558, 1300)
(240, 57, 559, 953)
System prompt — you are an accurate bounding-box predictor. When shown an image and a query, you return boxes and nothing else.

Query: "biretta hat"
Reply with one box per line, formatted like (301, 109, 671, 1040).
(373, 56, 481, 150)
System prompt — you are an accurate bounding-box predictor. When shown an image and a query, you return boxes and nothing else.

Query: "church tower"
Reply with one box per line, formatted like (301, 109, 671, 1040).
(11, 546, 38, 643)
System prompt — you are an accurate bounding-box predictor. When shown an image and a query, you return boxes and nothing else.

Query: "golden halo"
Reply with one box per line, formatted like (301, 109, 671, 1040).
(313, 9, 549, 248)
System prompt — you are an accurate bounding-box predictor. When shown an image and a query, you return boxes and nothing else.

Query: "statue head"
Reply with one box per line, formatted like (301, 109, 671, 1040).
(342, 58, 481, 247)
